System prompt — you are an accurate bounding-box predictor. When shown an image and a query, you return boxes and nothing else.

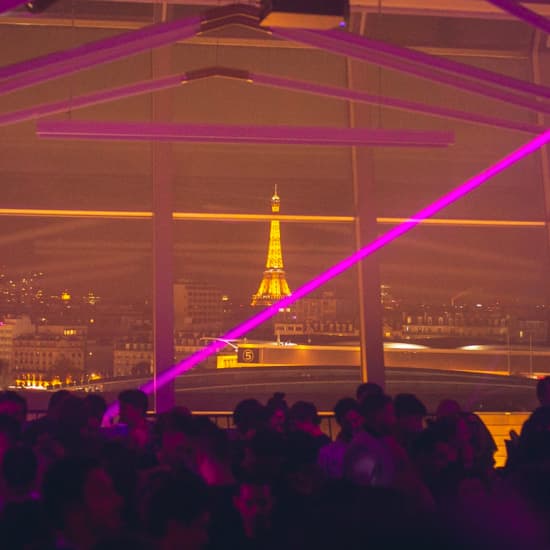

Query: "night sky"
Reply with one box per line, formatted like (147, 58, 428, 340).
(1, 8, 549, 306)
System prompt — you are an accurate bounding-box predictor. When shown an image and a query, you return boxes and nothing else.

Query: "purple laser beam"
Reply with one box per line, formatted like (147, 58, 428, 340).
(104, 128, 550, 421)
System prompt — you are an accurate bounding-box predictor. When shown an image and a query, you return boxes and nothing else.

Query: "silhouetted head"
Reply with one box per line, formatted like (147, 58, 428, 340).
(436, 399, 462, 419)
(360, 394, 395, 436)
(233, 399, 266, 437)
(536, 376, 550, 407)
(394, 393, 427, 435)
(288, 401, 321, 433)
(47, 390, 72, 419)
(84, 394, 107, 430)
(266, 393, 288, 433)
(356, 382, 384, 404)
(118, 389, 148, 426)
(0, 391, 27, 426)
(333, 397, 363, 436)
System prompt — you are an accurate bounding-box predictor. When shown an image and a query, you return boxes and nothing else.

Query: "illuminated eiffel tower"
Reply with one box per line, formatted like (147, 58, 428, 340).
(251, 186, 292, 307)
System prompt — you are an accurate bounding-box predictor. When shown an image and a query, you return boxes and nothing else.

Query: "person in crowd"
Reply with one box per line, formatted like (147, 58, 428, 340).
(84, 393, 107, 433)
(355, 382, 383, 405)
(318, 397, 363, 479)
(117, 389, 153, 456)
(0, 499, 54, 550)
(192, 418, 235, 487)
(394, 393, 427, 452)
(435, 398, 462, 419)
(42, 456, 123, 549)
(155, 408, 196, 472)
(0, 413, 21, 467)
(0, 390, 27, 427)
(240, 428, 287, 482)
(145, 472, 210, 550)
(1, 445, 38, 508)
(23, 389, 71, 446)
(360, 393, 396, 437)
(233, 476, 275, 548)
(232, 399, 267, 440)
(460, 411, 497, 472)
(0, 385, 548, 548)
(288, 401, 330, 448)
(536, 375, 550, 407)
(265, 392, 288, 434)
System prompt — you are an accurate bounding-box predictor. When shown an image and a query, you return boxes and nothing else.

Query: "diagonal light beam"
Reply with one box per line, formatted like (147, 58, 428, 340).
(104, 128, 550, 420)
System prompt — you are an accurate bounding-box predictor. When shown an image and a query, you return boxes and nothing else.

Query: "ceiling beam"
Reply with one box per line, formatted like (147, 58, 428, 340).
(1, 66, 541, 134)
(35, 120, 455, 147)
(0, 15, 528, 58)
(486, 0, 550, 34)
(275, 28, 550, 115)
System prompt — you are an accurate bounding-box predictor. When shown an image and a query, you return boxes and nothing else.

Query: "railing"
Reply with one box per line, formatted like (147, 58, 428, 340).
(26, 409, 528, 468)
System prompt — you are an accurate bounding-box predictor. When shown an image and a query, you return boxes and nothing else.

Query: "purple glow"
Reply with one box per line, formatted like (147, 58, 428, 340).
(486, 0, 550, 35)
(36, 121, 454, 147)
(272, 28, 550, 116)
(0, 0, 25, 13)
(104, 128, 550, 421)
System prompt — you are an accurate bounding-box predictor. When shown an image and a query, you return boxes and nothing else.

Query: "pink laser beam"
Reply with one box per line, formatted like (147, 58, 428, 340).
(104, 128, 550, 421)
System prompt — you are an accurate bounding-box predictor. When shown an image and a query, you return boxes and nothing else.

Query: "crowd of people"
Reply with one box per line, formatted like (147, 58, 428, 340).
(1, 378, 550, 549)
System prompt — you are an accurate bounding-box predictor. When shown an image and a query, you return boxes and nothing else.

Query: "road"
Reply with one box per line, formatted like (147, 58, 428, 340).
(18, 364, 536, 414)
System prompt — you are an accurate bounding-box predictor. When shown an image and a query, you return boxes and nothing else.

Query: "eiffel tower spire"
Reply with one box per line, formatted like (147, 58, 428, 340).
(251, 186, 291, 307)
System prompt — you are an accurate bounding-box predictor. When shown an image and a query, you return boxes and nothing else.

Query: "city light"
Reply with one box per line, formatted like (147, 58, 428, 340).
(0, 208, 544, 228)
(104, 128, 550, 421)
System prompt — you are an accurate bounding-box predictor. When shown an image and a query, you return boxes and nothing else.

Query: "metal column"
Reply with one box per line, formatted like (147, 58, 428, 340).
(346, 19, 386, 387)
(151, 2, 175, 412)
(531, 30, 550, 339)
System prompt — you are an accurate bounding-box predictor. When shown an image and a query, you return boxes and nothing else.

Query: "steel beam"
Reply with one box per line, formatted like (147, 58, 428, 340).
(274, 28, 550, 115)
(35, 120, 454, 147)
(2, 68, 541, 134)
(151, 5, 175, 414)
(320, 28, 550, 100)
(486, 0, 550, 34)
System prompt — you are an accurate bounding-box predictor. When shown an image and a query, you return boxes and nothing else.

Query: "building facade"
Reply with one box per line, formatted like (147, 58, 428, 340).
(12, 332, 86, 385)
(174, 280, 223, 332)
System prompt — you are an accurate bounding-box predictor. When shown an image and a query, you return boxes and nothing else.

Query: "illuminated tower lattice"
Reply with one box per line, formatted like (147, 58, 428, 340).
(251, 186, 292, 307)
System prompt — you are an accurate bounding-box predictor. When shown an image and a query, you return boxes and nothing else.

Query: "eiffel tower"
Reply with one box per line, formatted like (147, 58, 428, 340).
(251, 186, 292, 307)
